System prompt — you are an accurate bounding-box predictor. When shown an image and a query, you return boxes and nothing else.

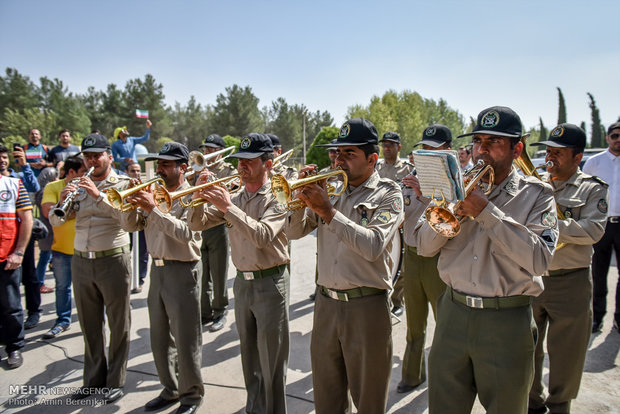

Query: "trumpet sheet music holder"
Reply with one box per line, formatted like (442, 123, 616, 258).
(412, 150, 465, 203)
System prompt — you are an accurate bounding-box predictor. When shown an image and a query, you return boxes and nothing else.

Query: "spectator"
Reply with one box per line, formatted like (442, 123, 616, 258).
(48, 129, 80, 174)
(22, 129, 52, 177)
(112, 119, 152, 171)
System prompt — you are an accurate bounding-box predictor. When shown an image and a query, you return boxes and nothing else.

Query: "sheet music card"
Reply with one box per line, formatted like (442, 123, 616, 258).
(412, 150, 465, 203)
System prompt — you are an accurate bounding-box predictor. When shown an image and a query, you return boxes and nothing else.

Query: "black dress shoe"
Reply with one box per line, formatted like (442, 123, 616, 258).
(145, 396, 179, 411)
(396, 380, 417, 393)
(391, 306, 404, 317)
(592, 320, 603, 333)
(7, 350, 23, 369)
(176, 404, 200, 414)
(103, 387, 124, 403)
(70, 386, 92, 400)
(24, 313, 40, 330)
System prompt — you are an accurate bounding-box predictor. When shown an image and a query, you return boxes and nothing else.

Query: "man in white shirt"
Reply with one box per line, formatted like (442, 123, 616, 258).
(583, 121, 620, 333)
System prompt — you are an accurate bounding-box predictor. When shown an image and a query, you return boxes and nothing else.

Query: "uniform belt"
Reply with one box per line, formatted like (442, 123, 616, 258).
(608, 216, 620, 224)
(319, 285, 386, 302)
(449, 287, 532, 309)
(547, 267, 588, 277)
(152, 258, 198, 267)
(236, 264, 287, 281)
(74, 245, 129, 260)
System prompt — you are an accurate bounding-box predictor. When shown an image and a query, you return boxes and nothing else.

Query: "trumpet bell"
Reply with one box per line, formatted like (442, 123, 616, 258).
(106, 176, 164, 211)
(152, 185, 173, 213)
(424, 205, 461, 238)
(271, 168, 348, 210)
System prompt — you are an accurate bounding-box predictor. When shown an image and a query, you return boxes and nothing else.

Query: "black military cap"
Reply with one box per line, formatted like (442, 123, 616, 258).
(380, 131, 401, 144)
(145, 142, 190, 162)
(228, 133, 274, 159)
(415, 124, 453, 148)
(266, 133, 281, 147)
(81, 134, 111, 153)
(531, 123, 586, 149)
(317, 118, 378, 147)
(199, 134, 226, 149)
(459, 106, 524, 139)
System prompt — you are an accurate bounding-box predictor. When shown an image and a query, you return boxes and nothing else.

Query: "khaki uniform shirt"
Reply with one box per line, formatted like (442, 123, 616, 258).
(376, 159, 414, 185)
(286, 171, 404, 291)
(544, 170, 608, 271)
(137, 181, 202, 262)
(57, 169, 140, 252)
(413, 168, 558, 297)
(402, 186, 431, 247)
(210, 161, 237, 180)
(271, 163, 298, 181)
(187, 182, 289, 271)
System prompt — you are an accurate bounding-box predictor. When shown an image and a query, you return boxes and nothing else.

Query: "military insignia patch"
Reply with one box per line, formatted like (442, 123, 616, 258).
(108, 176, 117, 183)
(597, 199, 608, 214)
(207, 135, 215, 142)
(274, 202, 287, 213)
(551, 126, 564, 137)
(540, 228, 557, 248)
(425, 126, 436, 136)
(161, 143, 171, 153)
(404, 195, 411, 206)
(339, 123, 351, 138)
(240, 137, 251, 149)
(392, 198, 402, 212)
(377, 211, 392, 224)
(481, 110, 500, 128)
(541, 211, 557, 227)
(83, 136, 95, 147)
(504, 181, 516, 193)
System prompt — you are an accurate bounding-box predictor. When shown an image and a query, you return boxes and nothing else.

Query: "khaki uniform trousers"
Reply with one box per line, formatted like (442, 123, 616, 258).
(401, 245, 446, 387)
(201, 224, 230, 320)
(234, 267, 289, 414)
(312, 290, 392, 414)
(391, 228, 405, 308)
(72, 251, 131, 388)
(148, 260, 204, 405)
(429, 292, 537, 414)
(529, 268, 592, 414)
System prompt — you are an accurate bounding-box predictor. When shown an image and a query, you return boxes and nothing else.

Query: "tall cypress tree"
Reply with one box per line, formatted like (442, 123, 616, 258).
(539, 117, 548, 142)
(588, 93, 603, 148)
(557, 87, 567, 124)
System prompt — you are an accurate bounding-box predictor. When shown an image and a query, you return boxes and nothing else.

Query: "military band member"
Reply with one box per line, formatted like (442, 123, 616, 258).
(396, 124, 450, 393)
(286, 118, 404, 413)
(198, 134, 237, 332)
(268, 133, 298, 181)
(413, 107, 558, 414)
(52, 134, 139, 403)
(188, 133, 290, 414)
(376, 131, 414, 317)
(120, 143, 203, 414)
(527, 124, 608, 414)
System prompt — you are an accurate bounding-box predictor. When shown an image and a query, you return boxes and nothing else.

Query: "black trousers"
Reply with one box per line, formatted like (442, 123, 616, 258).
(22, 237, 41, 316)
(592, 221, 620, 324)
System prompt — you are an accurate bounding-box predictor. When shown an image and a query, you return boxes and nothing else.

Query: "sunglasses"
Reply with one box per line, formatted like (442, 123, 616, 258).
(610, 133, 620, 140)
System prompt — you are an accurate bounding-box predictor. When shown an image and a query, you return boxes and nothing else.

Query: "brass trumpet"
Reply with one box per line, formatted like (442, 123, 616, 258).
(271, 168, 348, 210)
(424, 160, 494, 237)
(153, 174, 242, 213)
(107, 176, 165, 211)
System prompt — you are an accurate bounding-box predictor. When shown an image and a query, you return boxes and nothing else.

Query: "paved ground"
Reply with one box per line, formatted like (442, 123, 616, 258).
(1, 234, 619, 413)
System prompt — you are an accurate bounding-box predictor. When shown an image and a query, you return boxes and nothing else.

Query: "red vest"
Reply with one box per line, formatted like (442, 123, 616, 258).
(0, 176, 22, 261)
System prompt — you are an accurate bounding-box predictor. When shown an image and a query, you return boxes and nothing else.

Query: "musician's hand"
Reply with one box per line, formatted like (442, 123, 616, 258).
(296, 182, 336, 224)
(126, 189, 156, 213)
(59, 183, 78, 203)
(402, 174, 422, 197)
(455, 187, 488, 218)
(199, 184, 232, 213)
(127, 178, 141, 188)
(298, 164, 318, 179)
(193, 170, 216, 200)
(77, 176, 100, 199)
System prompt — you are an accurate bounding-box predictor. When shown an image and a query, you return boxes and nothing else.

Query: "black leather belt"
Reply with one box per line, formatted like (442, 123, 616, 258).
(449, 287, 532, 309)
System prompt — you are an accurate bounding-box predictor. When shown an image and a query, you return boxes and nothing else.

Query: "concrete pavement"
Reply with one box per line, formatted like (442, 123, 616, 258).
(1, 234, 619, 413)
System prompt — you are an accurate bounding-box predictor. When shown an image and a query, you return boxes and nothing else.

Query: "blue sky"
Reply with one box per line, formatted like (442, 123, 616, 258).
(1, 0, 618, 133)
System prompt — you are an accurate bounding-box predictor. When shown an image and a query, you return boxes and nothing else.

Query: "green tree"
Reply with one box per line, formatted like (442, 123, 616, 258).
(169, 96, 211, 151)
(557, 87, 567, 124)
(209, 85, 263, 137)
(0, 107, 59, 148)
(588, 93, 604, 147)
(580, 121, 587, 136)
(0, 68, 40, 121)
(306, 126, 338, 169)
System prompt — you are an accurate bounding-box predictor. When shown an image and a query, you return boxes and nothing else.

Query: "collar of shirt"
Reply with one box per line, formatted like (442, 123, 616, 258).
(488, 167, 519, 199)
(345, 170, 380, 195)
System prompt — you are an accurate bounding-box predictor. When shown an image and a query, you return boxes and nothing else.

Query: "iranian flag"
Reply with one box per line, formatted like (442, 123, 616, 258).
(136, 109, 149, 118)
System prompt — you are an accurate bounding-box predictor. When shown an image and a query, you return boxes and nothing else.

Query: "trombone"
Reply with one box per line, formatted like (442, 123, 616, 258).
(272, 149, 294, 169)
(107, 176, 165, 211)
(203, 146, 236, 168)
(271, 168, 348, 210)
(153, 174, 241, 213)
(424, 160, 494, 237)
